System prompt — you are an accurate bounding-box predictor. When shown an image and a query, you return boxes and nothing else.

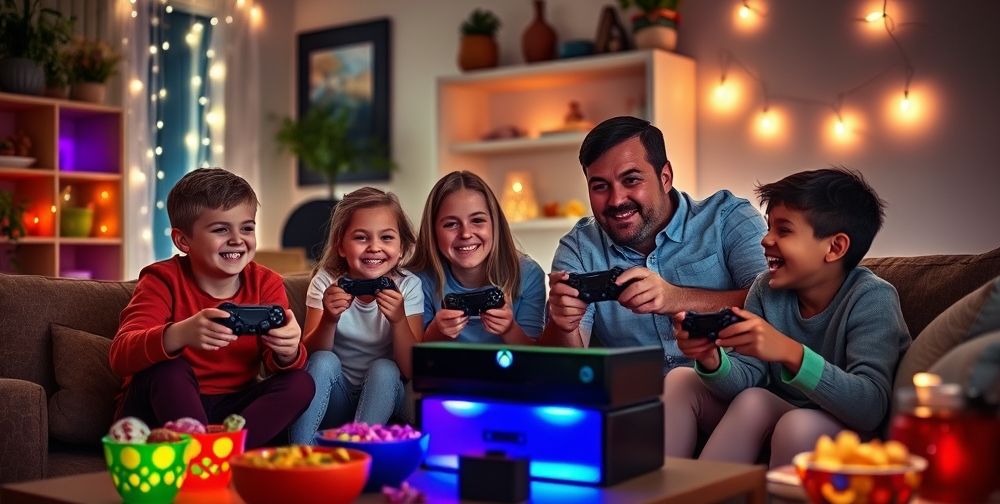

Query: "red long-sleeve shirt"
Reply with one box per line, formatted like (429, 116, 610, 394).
(110, 255, 306, 397)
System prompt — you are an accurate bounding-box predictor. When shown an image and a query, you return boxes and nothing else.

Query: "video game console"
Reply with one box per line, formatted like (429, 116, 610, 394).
(443, 287, 505, 316)
(681, 308, 743, 340)
(337, 276, 398, 296)
(562, 266, 634, 303)
(215, 302, 287, 335)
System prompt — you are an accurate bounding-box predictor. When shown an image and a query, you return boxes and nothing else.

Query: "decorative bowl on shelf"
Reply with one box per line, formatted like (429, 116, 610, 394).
(60, 207, 93, 237)
(0, 155, 36, 168)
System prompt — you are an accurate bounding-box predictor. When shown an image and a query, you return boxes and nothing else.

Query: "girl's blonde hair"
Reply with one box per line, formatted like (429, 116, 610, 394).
(406, 171, 522, 301)
(315, 187, 416, 278)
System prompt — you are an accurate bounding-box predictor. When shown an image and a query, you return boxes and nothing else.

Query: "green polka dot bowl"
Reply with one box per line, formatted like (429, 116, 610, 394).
(180, 426, 247, 491)
(102, 435, 193, 504)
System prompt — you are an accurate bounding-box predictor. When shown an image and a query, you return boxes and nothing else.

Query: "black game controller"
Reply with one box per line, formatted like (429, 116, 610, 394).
(338, 276, 398, 296)
(443, 287, 505, 316)
(563, 267, 634, 303)
(215, 302, 287, 336)
(681, 308, 743, 340)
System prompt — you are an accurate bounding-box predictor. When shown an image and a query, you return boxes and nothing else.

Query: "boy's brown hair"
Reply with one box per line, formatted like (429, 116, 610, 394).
(315, 187, 416, 278)
(167, 168, 260, 235)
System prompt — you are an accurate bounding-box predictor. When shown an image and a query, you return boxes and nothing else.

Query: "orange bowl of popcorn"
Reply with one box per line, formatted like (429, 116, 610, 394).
(230, 445, 370, 504)
(793, 431, 927, 504)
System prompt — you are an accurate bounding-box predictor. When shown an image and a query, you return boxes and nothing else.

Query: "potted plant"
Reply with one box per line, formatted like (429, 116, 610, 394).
(458, 8, 501, 71)
(618, 0, 682, 52)
(275, 103, 395, 200)
(0, 189, 27, 271)
(0, 0, 74, 95)
(66, 38, 121, 104)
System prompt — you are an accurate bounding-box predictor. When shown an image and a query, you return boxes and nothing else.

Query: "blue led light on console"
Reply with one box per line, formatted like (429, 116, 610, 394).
(441, 400, 488, 417)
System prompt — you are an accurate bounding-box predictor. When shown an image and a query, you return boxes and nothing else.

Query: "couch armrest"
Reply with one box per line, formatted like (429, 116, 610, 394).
(0, 378, 48, 484)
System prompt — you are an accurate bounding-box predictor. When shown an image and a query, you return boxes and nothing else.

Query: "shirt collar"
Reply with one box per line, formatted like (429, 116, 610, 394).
(607, 188, 686, 258)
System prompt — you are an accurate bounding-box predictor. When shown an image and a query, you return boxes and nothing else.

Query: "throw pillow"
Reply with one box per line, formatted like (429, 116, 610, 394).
(895, 276, 1000, 388)
(48, 323, 122, 446)
(927, 330, 1000, 385)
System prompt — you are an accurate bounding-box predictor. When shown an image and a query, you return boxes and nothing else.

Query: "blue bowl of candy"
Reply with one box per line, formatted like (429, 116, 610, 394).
(315, 423, 428, 493)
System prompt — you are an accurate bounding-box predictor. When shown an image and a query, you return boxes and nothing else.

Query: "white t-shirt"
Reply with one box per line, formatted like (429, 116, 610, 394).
(306, 269, 423, 386)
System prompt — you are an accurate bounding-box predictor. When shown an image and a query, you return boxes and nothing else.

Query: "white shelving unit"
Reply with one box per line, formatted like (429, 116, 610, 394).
(436, 49, 696, 271)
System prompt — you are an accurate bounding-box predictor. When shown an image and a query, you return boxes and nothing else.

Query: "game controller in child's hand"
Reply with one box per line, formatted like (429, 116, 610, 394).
(681, 308, 743, 340)
(443, 287, 505, 316)
(337, 276, 398, 296)
(562, 266, 634, 303)
(215, 302, 287, 335)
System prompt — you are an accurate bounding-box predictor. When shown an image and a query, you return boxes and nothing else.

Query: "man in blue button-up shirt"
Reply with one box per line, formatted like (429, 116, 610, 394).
(540, 116, 768, 371)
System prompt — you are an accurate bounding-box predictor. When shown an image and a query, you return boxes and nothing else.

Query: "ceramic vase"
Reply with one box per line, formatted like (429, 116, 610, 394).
(71, 82, 107, 104)
(458, 35, 499, 71)
(522, 0, 557, 63)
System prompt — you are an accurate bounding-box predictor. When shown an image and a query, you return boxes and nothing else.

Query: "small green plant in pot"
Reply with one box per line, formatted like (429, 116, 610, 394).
(0, 189, 28, 271)
(0, 0, 74, 95)
(274, 104, 395, 199)
(458, 8, 501, 71)
(66, 38, 121, 103)
(618, 0, 682, 52)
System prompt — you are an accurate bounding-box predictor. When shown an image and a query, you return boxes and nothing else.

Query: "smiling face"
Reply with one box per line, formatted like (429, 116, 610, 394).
(338, 205, 403, 279)
(586, 136, 673, 254)
(434, 189, 494, 283)
(173, 203, 257, 283)
(762, 203, 837, 290)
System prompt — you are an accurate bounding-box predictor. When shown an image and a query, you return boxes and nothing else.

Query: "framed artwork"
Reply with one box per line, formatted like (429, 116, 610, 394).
(297, 18, 391, 186)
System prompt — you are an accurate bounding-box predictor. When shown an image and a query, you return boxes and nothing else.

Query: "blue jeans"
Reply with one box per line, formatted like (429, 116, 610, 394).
(290, 351, 405, 445)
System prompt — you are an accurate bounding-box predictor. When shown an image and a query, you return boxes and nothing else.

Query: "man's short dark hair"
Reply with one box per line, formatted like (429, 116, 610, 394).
(579, 116, 671, 177)
(167, 168, 260, 235)
(755, 167, 886, 271)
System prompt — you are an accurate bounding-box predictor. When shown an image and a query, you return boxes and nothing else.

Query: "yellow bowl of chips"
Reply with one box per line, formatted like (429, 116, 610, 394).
(793, 431, 927, 504)
(230, 445, 370, 504)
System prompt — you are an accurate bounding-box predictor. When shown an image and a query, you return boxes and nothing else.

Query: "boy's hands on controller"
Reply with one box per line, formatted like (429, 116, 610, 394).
(481, 301, 514, 336)
(166, 307, 237, 353)
(262, 309, 302, 364)
(672, 312, 722, 371)
(432, 308, 468, 339)
(375, 288, 406, 323)
(713, 307, 804, 373)
(547, 271, 588, 333)
(322, 284, 354, 322)
(616, 267, 682, 315)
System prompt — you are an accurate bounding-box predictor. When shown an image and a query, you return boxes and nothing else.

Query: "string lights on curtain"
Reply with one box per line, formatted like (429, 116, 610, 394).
(715, 0, 926, 144)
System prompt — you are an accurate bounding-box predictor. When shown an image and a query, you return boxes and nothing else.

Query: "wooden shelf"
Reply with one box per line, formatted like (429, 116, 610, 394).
(509, 217, 585, 231)
(0, 167, 55, 178)
(59, 171, 122, 182)
(439, 51, 652, 92)
(0, 236, 56, 245)
(451, 133, 587, 155)
(59, 237, 123, 245)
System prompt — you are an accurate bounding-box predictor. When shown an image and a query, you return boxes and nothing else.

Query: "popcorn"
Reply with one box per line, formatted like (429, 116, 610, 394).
(108, 417, 150, 444)
(164, 417, 206, 434)
(324, 422, 421, 443)
(223, 413, 246, 432)
(243, 445, 353, 468)
(147, 428, 183, 443)
(811, 431, 911, 469)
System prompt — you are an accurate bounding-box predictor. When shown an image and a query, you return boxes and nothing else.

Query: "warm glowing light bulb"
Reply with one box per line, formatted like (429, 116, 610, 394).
(142, 228, 152, 242)
(63, 193, 71, 201)
(739, 5, 751, 19)
(161, 41, 170, 51)
(101, 191, 109, 200)
(512, 182, 523, 193)
(899, 92, 911, 113)
(209, 63, 225, 80)
(759, 110, 775, 132)
(913, 372, 941, 388)
(713, 78, 735, 110)
(865, 10, 884, 23)
(250, 5, 263, 27)
(50, 205, 57, 213)
(33, 216, 39, 224)
(129, 79, 144, 95)
(100, 225, 108, 234)
(834, 119, 847, 137)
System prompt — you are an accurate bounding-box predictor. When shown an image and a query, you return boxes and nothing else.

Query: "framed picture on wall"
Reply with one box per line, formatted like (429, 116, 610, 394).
(296, 18, 391, 186)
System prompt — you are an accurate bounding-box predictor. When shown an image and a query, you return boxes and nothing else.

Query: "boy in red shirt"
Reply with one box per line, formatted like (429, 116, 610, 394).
(110, 168, 313, 448)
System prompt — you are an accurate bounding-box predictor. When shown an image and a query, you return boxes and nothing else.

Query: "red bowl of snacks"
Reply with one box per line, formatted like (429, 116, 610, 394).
(794, 431, 927, 504)
(230, 445, 371, 504)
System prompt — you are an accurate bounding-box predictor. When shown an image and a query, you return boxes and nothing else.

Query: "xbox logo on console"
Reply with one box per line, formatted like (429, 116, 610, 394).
(495, 349, 513, 369)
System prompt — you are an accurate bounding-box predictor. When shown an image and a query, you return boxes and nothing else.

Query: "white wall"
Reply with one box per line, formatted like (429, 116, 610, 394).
(256, 0, 1000, 257)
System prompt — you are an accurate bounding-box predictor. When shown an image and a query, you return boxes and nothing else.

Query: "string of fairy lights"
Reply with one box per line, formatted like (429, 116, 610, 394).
(715, 0, 926, 144)
(121, 0, 262, 245)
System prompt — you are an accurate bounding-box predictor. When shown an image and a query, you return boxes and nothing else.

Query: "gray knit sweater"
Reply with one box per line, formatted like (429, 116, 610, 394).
(697, 267, 911, 432)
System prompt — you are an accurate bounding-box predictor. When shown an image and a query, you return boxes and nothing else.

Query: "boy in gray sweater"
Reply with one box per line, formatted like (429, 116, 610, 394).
(663, 167, 910, 468)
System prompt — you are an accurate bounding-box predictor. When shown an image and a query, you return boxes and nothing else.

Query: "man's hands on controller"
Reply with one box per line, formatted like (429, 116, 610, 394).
(615, 267, 684, 315)
(547, 271, 588, 333)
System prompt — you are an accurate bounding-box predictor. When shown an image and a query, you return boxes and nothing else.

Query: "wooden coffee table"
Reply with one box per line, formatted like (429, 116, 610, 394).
(2, 457, 765, 503)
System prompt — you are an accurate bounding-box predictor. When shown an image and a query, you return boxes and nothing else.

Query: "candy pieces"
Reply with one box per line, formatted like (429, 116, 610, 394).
(244, 445, 353, 468)
(382, 482, 425, 504)
(108, 417, 150, 444)
(164, 417, 206, 434)
(223, 413, 246, 432)
(325, 422, 422, 443)
(812, 431, 911, 469)
(147, 428, 183, 443)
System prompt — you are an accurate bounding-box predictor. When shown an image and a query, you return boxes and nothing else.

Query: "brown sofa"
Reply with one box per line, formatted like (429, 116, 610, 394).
(1, 248, 998, 485)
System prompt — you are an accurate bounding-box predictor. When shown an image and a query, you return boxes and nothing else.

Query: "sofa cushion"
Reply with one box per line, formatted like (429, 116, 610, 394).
(283, 273, 311, 325)
(928, 330, 1000, 386)
(895, 276, 1000, 388)
(862, 247, 1000, 338)
(48, 324, 121, 446)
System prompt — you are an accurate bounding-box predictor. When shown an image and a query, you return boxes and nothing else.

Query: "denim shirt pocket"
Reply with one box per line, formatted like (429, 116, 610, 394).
(674, 253, 723, 286)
